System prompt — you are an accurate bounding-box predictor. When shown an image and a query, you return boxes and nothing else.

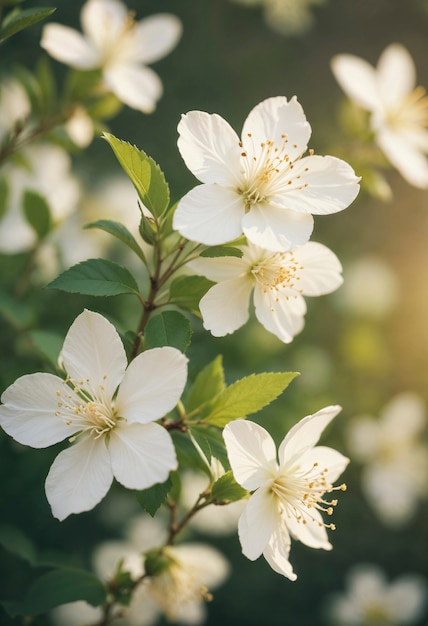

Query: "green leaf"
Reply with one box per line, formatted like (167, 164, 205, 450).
(200, 246, 243, 258)
(3, 567, 107, 617)
(85, 219, 146, 262)
(23, 190, 52, 239)
(0, 524, 36, 565)
(135, 477, 172, 517)
(0, 178, 8, 221)
(186, 355, 225, 413)
(172, 431, 210, 474)
(138, 211, 157, 245)
(0, 287, 34, 328)
(28, 330, 63, 367)
(47, 258, 141, 297)
(202, 371, 299, 427)
(35, 56, 56, 115)
(86, 93, 122, 120)
(103, 133, 170, 218)
(211, 471, 248, 503)
(0, 7, 56, 42)
(168, 275, 214, 316)
(189, 424, 230, 469)
(144, 311, 191, 352)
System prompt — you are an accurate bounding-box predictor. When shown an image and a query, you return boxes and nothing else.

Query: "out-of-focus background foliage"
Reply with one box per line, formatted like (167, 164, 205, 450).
(1, 0, 428, 624)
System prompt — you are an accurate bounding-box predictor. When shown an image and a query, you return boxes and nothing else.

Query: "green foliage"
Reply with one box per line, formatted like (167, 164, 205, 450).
(0, 286, 35, 328)
(0, 524, 36, 565)
(47, 258, 141, 297)
(191, 372, 299, 427)
(189, 424, 230, 469)
(0, 6, 55, 43)
(144, 310, 192, 352)
(139, 211, 157, 245)
(186, 355, 225, 413)
(172, 431, 211, 474)
(135, 476, 172, 517)
(103, 133, 170, 218)
(28, 329, 63, 367)
(200, 245, 243, 258)
(2, 567, 107, 616)
(23, 190, 52, 239)
(0, 178, 8, 221)
(85, 219, 147, 263)
(169, 274, 214, 316)
(211, 471, 248, 503)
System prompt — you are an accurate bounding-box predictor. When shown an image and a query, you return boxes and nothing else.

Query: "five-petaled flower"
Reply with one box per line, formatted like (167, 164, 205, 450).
(41, 0, 182, 113)
(331, 43, 428, 188)
(173, 96, 360, 252)
(191, 240, 343, 343)
(223, 406, 349, 580)
(0, 309, 188, 521)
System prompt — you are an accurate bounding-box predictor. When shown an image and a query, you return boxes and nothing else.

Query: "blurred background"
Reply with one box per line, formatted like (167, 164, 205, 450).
(1, 0, 428, 624)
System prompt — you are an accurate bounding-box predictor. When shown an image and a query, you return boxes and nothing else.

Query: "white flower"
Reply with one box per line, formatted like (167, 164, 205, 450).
(40, 0, 182, 113)
(0, 78, 30, 144)
(0, 144, 80, 254)
(191, 240, 343, 343)
(0, 310, 188, 520)
(346, 392, 428, 527)
(223, 406, 349, 580)
(325, 564, 427, 626)
(331, 43, 428, 188)
(173, 96, 359, 252)
(65, 106, 94, 147)
(232, 0, 327, 37)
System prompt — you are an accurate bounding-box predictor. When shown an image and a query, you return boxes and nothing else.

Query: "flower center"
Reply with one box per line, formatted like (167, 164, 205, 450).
(55, 377, 118, 440)
(386, 86, 428, 129)
(251, 251, 304, 311)
(237, 133, 309, 210)
(271, 461, 347, 530)
(99, 11, 137, 68)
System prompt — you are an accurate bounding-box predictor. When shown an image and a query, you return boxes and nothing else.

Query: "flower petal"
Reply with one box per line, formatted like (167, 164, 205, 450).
(377, 43, 416, 106)
(285, 505, 332, 549)
(173, 184, 245, 245)
(131, 14, 182, 64)
(61, 310, 127, 403)
(238, 487, 278, 560)
(300, 445, 350, 484)
(116, 347, 187, 424)
(274, 155, 360, 215)
(291, 241, 343, 295)
(223, 419, 277, 490)
(81, 0, 127, 50)
(104, 64, 162, 112)
(263, 516, 297, 580)
(331, 54, 382, 112)
(253, 288, 306, 343)
(0, 373, 78, 447)
(199, 277, 253, 336)
(278, 405, 342, 465)
(177, 111, 242, 186)
(40, 24, 99, 68)
(109, 422, 177, 490)
(243, 203, 314, 251)
(376, 128, 428, 188)
(45, 436, 113, 520)
(189, 255, 247, 283)
(242, 96, 312, 164)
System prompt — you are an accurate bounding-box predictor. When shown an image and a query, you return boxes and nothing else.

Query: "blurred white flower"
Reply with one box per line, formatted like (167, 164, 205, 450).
(50, 600, 103, 626)
(41, 0, 182, 113)
(232, 0, 327, 37)
(0, 310, 187, 520)
(331, 44, 428, 188)
(223, 406, 349, 580)
(0, 78, 30, 144)
(339, 255, 399, 319)
(65, 106, 94, 147)
(346, 392, 428, 527)
(325, 564, 427, 626)
(173, 96, 360, 251)
(0, 144, 80, 253)
(191, 240, 343, 343)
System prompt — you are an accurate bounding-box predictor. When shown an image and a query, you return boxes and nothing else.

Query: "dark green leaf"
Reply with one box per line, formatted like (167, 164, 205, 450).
(0, 287, 34, 328)
(0, 524, 36, 565)
(172, 431, 210, 474)
(211, 471, 248, 503)
(135, 477, 172, 517)
(35, 56, 56, 115)
(189, 424, 230, 469)
(200, 246, 243, 258)
(186, 355, 225, 413)
(144, 311, 191, 352)
(203, 372, 299, 427)
(103, 133, 170, 218)
(28, 330, 63, 367)
(47, 258, 141, 297)
(169, 275, 214, 316)
(23, 190, 52, 239)
(0, 7, 56, 42)
(85, 219, 146, 262)
(3, 567, 107, 617)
